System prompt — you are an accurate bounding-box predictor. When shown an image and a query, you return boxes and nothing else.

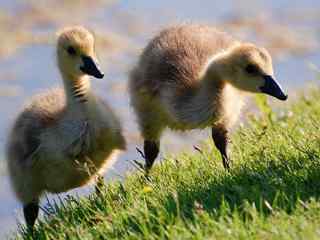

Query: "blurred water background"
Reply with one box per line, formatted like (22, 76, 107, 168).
(0, 0, 320, 238)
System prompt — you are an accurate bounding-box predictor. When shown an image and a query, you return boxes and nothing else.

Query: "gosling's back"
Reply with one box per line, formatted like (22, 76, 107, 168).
(130, 24, 238, 95)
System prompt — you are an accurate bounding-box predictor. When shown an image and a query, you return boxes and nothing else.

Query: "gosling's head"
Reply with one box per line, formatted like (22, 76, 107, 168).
(56, 26, 104, 80)
(214, 43, 287, 101)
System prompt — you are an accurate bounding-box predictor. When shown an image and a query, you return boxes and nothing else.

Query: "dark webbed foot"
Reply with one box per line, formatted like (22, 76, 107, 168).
(23, 201, 39, 229)
(144, 140, 160, 173)
(211, 126, 231, 170)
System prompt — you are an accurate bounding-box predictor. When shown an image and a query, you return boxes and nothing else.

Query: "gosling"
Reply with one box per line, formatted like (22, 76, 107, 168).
(129, 24, 287, 173)
(6, 26, 126, 228)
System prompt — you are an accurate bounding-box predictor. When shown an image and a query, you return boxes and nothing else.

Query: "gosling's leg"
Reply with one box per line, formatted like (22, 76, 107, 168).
(211, 126, 230, 170)
(144, 140, 160, 173)
(95, 175, 105, 195)
(23, 200, 39, 229)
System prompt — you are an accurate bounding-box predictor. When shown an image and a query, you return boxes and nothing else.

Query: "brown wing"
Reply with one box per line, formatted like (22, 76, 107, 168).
(6, 88, 66, 166)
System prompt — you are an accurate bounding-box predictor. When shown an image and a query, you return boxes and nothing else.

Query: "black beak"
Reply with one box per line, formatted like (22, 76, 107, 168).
(260, 75, 288, 101)
(80, 55, 104, 79)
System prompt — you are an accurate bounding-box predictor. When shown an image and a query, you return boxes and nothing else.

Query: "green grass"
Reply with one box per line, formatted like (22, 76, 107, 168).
(19, 90, 320, 240)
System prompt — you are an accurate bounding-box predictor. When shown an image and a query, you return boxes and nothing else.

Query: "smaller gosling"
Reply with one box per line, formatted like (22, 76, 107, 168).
(129, 24, 287, 173)
(6, 26, 125, 228)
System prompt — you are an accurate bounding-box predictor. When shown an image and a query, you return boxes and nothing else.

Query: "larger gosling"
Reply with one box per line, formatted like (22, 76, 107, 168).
(6, 26, 126, 228)
(129, 24, 287, 172)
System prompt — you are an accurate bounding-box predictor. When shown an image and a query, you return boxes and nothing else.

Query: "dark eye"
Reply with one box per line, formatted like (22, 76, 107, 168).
(67, 46, 76, 56)
(245, 64, 259, 75)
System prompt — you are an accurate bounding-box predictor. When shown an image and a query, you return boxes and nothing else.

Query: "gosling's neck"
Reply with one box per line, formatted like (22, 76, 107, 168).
(61, 72, 93, 106)
(182, 56, 230, 124)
